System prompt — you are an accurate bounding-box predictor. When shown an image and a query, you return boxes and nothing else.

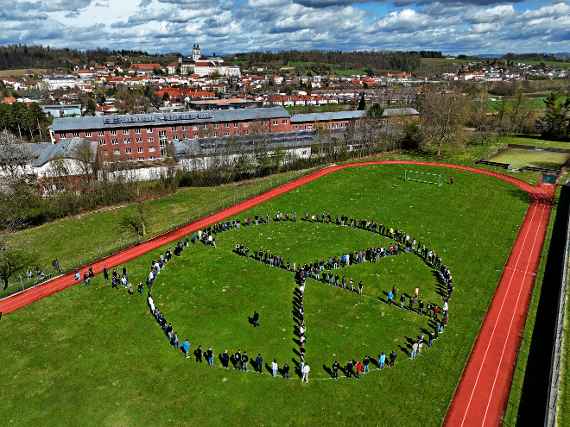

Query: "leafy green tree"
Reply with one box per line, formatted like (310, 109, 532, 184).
(0, 242, 35, 290)
(541, 92, 570, 140)
(367, 103, 384, 119)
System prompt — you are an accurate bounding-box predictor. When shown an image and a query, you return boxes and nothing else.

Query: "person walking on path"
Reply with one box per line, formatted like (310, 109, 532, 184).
(271, 359, 278, 377)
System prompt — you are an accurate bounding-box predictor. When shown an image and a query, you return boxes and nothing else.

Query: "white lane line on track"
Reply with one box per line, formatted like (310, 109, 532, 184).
(481, 202, 548, 425)
(459, 201, 539, 427)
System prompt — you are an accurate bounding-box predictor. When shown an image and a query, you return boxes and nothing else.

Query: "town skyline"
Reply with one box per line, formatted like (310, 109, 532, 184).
(0, 0, 569, 55)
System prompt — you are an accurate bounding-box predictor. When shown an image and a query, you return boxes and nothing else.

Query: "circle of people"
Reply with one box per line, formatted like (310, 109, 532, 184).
(106, 210, 455, 382)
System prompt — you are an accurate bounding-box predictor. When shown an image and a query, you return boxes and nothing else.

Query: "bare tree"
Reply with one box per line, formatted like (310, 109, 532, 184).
(0, 130, 35, 187)
(419, 91, 470, 157)
(120, 203, 147, 240)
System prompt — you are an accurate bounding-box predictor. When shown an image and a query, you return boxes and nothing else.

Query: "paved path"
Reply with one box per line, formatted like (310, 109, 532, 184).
(0, 161, 554, 427)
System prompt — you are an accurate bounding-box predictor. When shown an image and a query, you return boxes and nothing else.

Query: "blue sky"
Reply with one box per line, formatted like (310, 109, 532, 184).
(0, 0, 568, 54)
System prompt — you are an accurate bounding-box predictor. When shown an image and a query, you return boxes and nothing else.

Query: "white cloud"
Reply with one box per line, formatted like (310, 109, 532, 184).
(0, 0, 568, 54)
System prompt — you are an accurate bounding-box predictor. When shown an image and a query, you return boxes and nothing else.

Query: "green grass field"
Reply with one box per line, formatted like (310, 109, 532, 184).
(498, 136, 570, 151)
(0, 170, 307, 298)
(489, 148, 570, 170)
(0, 164, 530, 426)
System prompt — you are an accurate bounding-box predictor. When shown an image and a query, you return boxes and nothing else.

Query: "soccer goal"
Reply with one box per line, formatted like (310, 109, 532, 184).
(404, 169, 444, 187)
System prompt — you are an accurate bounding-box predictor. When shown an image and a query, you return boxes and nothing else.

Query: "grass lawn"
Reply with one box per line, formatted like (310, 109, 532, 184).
(0, 164, 529, 426)
(498, 136, 570, 151)
(489, 148, 570, 170)
(1, 170, 307, 298)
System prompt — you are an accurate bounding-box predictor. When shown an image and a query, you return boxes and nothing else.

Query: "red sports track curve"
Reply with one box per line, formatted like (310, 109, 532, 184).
(0, 161, 554, 426)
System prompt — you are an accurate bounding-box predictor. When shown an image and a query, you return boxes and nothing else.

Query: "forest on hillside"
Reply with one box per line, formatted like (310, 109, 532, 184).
(0, 45, 179, 70)
(231, 50, 444, 72)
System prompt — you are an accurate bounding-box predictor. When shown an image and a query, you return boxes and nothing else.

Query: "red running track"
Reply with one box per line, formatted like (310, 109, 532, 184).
(445, 183, 554, 427)
(0, 161, 554, 427)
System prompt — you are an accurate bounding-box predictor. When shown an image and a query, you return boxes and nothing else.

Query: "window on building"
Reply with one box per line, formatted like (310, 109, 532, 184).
(98, 130, 104, 136)
(138, 147, 144, 153)
(150, 156, 156, 161)
(125, 147, 132, 153)
(272, 120, 278, 126)
(225, 131, 230, 136)
(85, 131, 92, 137)
(111, 130, 117, 135)
(282, 119, 288, 124)
(136, 137, 142, 144)
(233, 123, 238, 128)
(149, 147, 156, 153)
(147, 128, 153, 133)
(138, 156, 144, 161)
(72, 132, 79, 137)
(111, 139, 118, 145)
(124, 138, 131, 144)
(123, 129, 129, 135)
(98, 139, 105, 145)
(214, 124, 219, 129)
(135, 128, 141, 134)
(148, 137, 154, 143)
(224, 123, 229, 128)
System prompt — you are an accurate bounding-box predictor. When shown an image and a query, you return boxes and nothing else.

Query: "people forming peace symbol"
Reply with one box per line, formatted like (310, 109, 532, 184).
(145, 212, 454, 381)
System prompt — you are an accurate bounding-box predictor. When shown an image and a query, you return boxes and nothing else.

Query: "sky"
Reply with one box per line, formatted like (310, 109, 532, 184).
(0, 0, 568, 55)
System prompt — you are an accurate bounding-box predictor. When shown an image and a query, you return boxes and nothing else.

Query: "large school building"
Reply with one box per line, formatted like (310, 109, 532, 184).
(50, 106, 416, 163)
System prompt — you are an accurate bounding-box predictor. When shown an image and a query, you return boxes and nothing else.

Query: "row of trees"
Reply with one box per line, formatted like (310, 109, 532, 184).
(0, 45, 178, 71)
(232, 50, 444, 72)
(0, 103, 51, 141)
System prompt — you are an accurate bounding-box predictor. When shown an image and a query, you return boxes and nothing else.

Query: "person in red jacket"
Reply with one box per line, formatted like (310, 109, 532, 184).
(355, 360, 364, 378)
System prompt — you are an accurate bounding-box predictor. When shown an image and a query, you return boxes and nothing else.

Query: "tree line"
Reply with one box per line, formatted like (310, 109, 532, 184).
(0, 103, 51, 141)
(0, 45, 179, 71)
(232, 50, 444, 72)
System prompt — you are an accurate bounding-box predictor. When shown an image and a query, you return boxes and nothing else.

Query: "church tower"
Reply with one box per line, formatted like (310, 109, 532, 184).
(192, 44, 201, 62)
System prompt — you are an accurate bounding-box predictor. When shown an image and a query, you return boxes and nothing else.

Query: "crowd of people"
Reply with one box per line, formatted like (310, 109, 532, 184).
(294, 271, 310, 382)
(127, 211, 455, 382)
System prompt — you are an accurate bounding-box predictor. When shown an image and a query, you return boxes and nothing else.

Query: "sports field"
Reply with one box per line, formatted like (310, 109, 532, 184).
(0, 164, 530, 425)
(489, 148, 570, 170)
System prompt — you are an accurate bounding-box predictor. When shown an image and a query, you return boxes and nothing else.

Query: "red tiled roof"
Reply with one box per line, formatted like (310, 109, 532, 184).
(131, 63, 161, 71)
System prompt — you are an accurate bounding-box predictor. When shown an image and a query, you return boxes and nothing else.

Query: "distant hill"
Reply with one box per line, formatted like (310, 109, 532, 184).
(0, 45, 180, 71)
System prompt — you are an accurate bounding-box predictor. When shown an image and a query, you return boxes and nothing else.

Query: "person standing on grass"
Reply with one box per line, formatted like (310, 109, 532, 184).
(389, 350, 397, 367)
(206, 348, 214, 366)
(387, 289, 394, 305)
(181, 339, 190, 358)
(346, 360, 353, 378)
(194, 346, 203, 363)
(354, 360, 363, 378)
(411, 342, 418, 359)
(242, 352, 249, 372)
(271, 359, 278, 377)
(103, 267, 109, 281)
(363, 356, 370, 374)
(428, 332, 434, 347)
(282, 363, 290, 379)
(443, 300, 449, 316)
(379, 352, 386, 369)
(302, 363, 310, 383)
(332, 360, 340, 379)
(255, 353, 263, 374)
(221, 350, 230, 368)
